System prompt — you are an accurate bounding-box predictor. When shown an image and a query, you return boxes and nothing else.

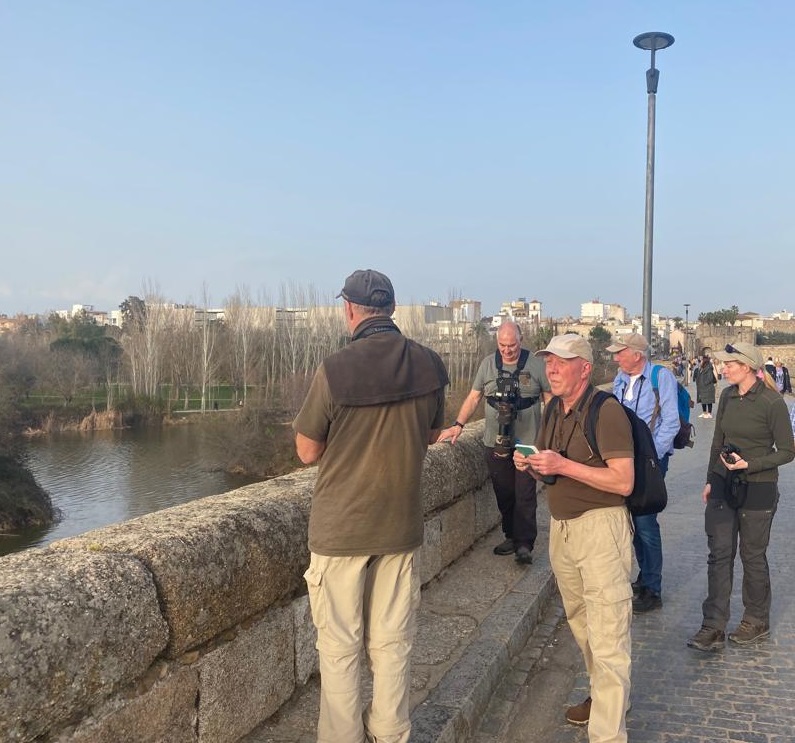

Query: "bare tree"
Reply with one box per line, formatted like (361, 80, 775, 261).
(121, 282, 168, 399)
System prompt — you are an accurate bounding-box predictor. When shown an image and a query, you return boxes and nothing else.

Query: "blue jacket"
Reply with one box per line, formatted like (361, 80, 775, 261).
(613, 361, 680, 459)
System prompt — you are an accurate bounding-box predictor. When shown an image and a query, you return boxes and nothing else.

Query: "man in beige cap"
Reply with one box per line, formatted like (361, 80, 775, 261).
(606, 332, 680, 614)
(514, 333, 634, 741)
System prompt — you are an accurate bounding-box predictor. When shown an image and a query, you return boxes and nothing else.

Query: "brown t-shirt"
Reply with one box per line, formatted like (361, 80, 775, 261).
(293, 365, 445, 556)
(537, 387, 634, 521)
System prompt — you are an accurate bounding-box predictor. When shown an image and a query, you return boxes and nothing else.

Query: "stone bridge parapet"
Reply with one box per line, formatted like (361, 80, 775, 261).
(0, 423, 497, 743)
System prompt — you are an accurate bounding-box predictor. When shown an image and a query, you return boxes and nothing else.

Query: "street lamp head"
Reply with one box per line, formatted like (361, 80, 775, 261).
(633, 32, 675, 51)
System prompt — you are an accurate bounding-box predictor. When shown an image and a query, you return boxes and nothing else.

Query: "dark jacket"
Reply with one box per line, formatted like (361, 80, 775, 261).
(708, 381, 795, 484)
(695, 361, 717, 405)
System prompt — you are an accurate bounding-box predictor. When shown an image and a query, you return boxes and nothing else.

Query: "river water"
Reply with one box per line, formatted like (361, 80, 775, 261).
(1, 424, 260, 557)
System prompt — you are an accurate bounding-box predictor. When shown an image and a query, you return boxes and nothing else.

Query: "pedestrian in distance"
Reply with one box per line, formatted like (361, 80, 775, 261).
(438, 321, 550, 565)
(773, 358, 792, 394)
(687, 342, 794, 652)
(293, 269, 449, 743)
(607, 333, 679, 614)
(514, 333, 634, 742)
(695, 354, 718, 418)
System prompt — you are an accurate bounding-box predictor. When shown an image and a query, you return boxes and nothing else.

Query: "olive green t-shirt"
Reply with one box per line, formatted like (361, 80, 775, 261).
(293, 365, 445, 556)
(537, 388, 634, 521)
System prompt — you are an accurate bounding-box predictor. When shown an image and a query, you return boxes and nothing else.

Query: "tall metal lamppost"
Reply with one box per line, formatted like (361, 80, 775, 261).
(634, 31, 675, 345)
(684, 302, 690, 384)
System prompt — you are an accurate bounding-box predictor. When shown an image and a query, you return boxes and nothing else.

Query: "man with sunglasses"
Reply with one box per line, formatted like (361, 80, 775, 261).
(607, 333, 680, 614)
(514, 334, 634, 741)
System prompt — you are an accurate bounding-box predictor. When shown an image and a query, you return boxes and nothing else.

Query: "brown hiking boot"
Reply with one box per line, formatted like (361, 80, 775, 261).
(565, 697, 591, 726)
(728, 620, 770, 645)
(687, 625, 725, 652)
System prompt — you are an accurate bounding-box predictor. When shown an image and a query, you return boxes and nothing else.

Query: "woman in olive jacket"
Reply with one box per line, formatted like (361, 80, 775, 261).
(694, 355, 718, 418)
(687, 343, 795, 652)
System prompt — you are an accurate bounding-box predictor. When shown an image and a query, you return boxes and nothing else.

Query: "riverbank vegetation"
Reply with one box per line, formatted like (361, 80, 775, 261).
(0, 353, 58, 531)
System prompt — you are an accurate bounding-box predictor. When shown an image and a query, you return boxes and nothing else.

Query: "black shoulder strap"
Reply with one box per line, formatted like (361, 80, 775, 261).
(584, 390, 613, 462)
(541, 387, 599, 450)
(495, 348, 530, 374)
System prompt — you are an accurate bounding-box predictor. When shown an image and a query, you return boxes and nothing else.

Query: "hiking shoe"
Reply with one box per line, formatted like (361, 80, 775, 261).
(565, 696, 630, 725)
(493, 538, 515, 556)
(631, 577, 642, 597)
(565, 697, 591, 726)
(515, 545, 533, 565)
(632, 588, 662, 614)
(687, 625, 725, 652)
(728, 620, 770, 645)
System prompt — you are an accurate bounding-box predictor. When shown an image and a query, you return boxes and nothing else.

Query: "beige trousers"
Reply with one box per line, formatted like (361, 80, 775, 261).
(550, 506, 633, 743)
(304, 550, 421, 743)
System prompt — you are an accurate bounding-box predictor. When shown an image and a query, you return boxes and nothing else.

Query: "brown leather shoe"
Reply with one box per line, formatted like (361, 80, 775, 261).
(565, 697, 591, 726)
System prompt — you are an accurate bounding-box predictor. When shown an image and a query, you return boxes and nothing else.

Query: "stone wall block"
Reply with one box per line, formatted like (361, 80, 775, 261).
(52, 475, 316, 656)
(197, 605, 294, 743)
(292, 595, 318, 685)
(439, 497, 476, 569)
(421, 424, 488, 515)
(420, 516, 443, 585)
(54, 665, 199, 743)
(0, 550, 168, 742)
(473, 483, 500, 538)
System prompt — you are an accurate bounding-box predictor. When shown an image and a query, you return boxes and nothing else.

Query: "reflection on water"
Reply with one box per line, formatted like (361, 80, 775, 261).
(1, 424, 259, 557)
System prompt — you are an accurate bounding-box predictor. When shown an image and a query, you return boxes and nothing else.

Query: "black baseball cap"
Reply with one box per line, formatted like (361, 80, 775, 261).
(336, 269, 395, 308)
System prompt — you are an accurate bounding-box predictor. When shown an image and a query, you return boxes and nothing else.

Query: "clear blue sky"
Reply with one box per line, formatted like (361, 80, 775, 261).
(2, 1, 793, 321)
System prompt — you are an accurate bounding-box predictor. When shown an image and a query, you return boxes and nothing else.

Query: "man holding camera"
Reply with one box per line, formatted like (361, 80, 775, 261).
(438, 321, 550, 565)
(293, 269, 449, 743)
(607, 333, 680, 614)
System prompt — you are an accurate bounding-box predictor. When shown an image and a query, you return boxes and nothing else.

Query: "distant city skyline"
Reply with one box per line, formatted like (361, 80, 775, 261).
(5, 290, 789, 325)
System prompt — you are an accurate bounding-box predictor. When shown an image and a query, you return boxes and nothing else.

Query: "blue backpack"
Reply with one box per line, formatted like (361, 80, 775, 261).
(651, 365, 695, 449)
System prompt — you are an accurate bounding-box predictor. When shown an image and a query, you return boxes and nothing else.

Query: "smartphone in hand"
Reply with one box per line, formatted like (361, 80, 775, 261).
(514, 443, 539, 456)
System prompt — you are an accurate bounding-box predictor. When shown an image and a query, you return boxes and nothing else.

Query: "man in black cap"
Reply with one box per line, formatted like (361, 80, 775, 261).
(293, 269, 449, 743)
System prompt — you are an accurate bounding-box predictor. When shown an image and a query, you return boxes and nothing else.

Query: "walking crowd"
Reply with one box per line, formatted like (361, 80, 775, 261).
(292, 273, 795, 743)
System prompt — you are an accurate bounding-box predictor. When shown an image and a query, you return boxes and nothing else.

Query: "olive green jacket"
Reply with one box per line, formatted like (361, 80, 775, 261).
(708, 381, 795, 484)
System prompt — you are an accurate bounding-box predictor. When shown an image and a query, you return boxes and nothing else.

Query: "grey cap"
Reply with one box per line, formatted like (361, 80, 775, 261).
(606, 332, 649, 353)
(337, 269, 395, 308)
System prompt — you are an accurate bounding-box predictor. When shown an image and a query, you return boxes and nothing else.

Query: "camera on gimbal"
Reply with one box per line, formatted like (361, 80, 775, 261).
(492, 373, 522, 458)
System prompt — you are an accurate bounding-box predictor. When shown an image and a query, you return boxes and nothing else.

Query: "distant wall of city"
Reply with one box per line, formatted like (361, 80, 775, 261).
(0, 425, 498, 743)
(697, 325, 795, 368)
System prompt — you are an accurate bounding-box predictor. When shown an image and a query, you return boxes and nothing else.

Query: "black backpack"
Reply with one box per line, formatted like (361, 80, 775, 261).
(543, 390, 668, 516)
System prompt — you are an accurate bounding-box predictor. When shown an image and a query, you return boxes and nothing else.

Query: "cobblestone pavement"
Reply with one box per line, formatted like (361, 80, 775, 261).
(477, 391, 795, 743)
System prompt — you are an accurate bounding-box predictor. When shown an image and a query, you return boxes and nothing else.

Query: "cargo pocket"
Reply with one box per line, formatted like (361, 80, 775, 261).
(303, 562, 327, 630)
(590, 583, 633, 643)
